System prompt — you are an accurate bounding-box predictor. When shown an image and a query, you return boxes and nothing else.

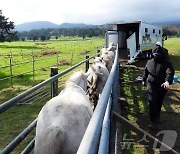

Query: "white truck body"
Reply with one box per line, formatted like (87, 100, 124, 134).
(105, 21, 162, 63)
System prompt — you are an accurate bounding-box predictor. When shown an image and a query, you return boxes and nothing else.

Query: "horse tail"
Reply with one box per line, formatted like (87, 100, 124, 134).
(38, 125, 65, 154)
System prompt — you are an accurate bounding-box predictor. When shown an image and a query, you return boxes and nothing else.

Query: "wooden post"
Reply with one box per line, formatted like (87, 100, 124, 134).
(50, 67, 58, 98)
(9, 57, 13, 87)
(32, 55, 35, 80)
(97, 49, 100, 57)
(85, 55, 89, 72)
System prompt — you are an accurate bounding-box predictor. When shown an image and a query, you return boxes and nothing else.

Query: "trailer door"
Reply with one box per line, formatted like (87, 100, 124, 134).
(105, 30, 118, 47)
(127, 32, 139, 63)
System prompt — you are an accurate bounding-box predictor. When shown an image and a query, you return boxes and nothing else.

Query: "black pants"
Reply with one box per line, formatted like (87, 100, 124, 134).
(147, 83, 167, 122)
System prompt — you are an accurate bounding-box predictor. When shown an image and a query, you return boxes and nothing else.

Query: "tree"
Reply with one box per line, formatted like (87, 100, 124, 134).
(33, 36, 38, 41)
(0, 10, 15, 42)
(40, 35, 46, 41)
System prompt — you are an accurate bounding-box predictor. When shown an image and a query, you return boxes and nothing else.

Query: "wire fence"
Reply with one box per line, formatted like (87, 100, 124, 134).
(0, 52, 100, 154)
(0, 43, 103, 86)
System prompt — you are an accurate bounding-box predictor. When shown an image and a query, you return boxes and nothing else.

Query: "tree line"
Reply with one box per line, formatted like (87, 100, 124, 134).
(16, 27, 106, 41)
(163, 26, 180, 37)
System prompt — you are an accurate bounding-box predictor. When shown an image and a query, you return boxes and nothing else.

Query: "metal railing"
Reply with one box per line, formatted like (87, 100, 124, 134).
(0, 53, 99, 114)
(0, 52, 100, 154)
(77, 47, 119, 154)
(0, 46, 119, 154)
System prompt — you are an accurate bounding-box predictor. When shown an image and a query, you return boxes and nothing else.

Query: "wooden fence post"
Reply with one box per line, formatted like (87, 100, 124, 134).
(32, 55, 35, 80)
(56, 52, 59, 67)
(50, 67, 58, 98)
(97, 49, 100, 57)
(9, 57, 13, 87)
(85, 55, 89, 72)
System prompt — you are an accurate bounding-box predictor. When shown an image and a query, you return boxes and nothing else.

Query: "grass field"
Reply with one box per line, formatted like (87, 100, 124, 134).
(0, 37, 104, 153)
(0, 37, 179, 153)
(0, 37, 104, 102)
(120, 38, 180, 154)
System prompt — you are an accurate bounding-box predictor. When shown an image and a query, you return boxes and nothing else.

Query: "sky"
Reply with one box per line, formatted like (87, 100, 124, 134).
(1, 0, 180, 25)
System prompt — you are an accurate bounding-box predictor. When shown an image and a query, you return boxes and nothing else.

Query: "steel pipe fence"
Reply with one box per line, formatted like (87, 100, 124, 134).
(0, 52, 100, 153)
(77, 47, 119, 154)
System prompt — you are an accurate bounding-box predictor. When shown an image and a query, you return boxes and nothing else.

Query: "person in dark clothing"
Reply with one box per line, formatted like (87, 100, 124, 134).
(142, 43, 174, 129)
(153, 42, 169, 62)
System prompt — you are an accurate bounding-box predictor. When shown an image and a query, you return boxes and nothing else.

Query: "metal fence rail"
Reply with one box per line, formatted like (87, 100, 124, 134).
(77, 47, 119, 154)
(1, 119, 37, 154)
(0, 52, 100, 153)
(0, 53, 99, 114)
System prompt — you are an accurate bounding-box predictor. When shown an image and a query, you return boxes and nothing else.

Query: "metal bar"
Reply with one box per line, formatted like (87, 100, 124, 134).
(33, 55, 57, 62)
(77, 49, 118, 154)
(18, 88, 50, 105)
(112, 112, 179, 154)
(0, 53, 99, 114)
(110, 60, 121, 154)
(98, 97, 112, 154)
(21, 138, 35, 154)
(7, 60, 32, 67)
(1, 119, 37, 154)
(3, 54, 58, 68)
(0, 64, 13, 69)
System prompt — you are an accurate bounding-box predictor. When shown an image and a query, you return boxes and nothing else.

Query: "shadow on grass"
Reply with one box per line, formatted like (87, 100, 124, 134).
(0, 74, 45, 103)
(120, 64, 180, 154)
(169, 55, 180, 72)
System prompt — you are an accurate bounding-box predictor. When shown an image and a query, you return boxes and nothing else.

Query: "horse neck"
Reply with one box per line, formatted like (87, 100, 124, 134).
(66, 76, 87, 92)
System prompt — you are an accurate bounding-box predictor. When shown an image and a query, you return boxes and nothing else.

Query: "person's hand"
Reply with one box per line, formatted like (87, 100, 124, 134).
(161, 81, 169, 90)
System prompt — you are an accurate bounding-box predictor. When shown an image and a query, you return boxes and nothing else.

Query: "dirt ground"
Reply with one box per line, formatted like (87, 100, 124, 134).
(118, 51, 180, 154)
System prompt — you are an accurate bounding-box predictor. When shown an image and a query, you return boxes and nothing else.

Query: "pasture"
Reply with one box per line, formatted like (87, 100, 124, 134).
(0, 37, 104, 102)
(0, 37, 104, 153)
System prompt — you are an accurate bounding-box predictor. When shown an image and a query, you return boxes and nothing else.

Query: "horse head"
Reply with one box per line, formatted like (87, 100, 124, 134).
(66, 71, 89, 91)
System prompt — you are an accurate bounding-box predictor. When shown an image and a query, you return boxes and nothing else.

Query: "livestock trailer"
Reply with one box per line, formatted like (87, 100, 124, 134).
(105, 21, 163, 63)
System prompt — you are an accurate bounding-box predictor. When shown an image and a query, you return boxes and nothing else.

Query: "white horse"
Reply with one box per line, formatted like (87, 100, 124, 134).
(101, 48, 114, 72)
(87, 58, 109, 108)
(34, 71, 93, 154)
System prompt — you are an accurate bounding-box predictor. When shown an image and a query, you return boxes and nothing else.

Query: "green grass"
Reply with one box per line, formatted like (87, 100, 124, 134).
(164, 38, 180, 77)
(120, 37, 180, 154)
(0, 37, 104, 99)
(0, 37, 104, 153)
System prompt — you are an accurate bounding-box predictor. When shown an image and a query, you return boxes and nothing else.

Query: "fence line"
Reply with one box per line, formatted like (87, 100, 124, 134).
(0, 52, 100, 154)
(0, 52, 99, 113)
(77, 48, 119, 154)
(0, 45, 103, 86)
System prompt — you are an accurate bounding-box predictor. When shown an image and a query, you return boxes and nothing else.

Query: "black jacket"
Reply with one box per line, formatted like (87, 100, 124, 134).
(143, 59, 174, 85)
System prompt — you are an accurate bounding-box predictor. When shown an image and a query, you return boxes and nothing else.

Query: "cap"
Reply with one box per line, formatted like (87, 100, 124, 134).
(156, 42, 162, 47)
